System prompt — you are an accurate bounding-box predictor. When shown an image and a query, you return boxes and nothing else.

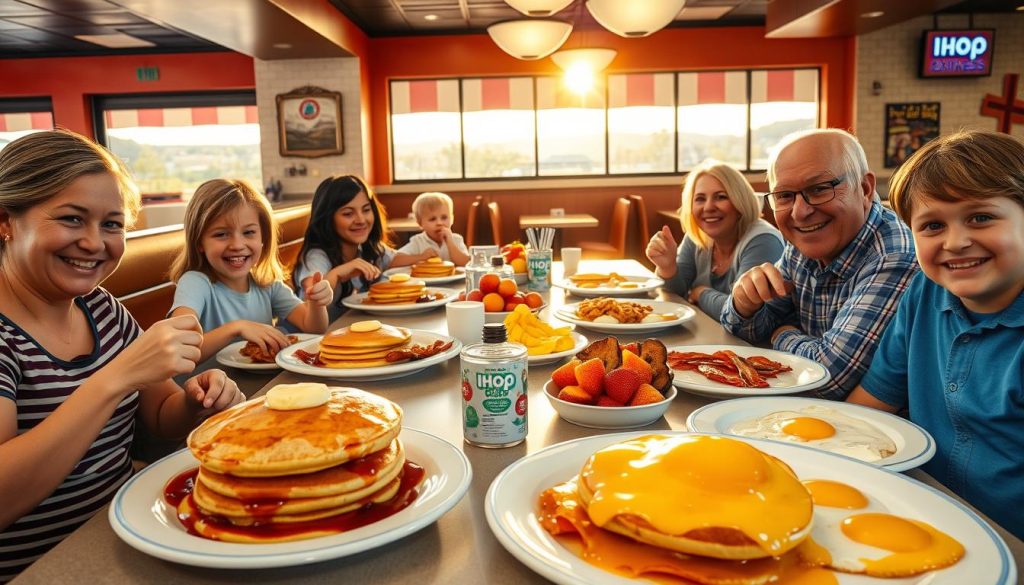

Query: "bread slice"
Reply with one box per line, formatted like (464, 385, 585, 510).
(639, 339, 673, 393)
(574, 336, 621, 371)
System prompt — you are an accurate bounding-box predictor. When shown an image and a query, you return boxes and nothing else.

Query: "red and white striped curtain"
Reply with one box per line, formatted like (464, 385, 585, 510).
(390, 80, 460, 115)
(608, 73, 674, 108)
(678, 71, 747, 106)
(751, 70, 818, 103)
(0, 111, 53, 132)
(104, 105, 257, 129)
(462, 78, 533, 112)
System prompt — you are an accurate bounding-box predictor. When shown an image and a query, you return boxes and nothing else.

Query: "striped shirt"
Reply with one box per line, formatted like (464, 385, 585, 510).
(721, 202, 919, 400)
(0, 288, 140, 582)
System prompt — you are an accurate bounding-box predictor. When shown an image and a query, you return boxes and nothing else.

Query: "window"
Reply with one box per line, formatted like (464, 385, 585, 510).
(0, 98, 54, 152)
(749, 69, 819, 169)
(390, 79, 462, 181)
(388, 68, 819, 181)
(462, 78, 536, 178)
(94, 92, 261, 200)
(608, 73, 675, 174)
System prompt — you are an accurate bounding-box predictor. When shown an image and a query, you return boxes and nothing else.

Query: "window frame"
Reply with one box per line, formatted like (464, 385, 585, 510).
(91, 90, 257, 148)
(388, 68, 820, 184)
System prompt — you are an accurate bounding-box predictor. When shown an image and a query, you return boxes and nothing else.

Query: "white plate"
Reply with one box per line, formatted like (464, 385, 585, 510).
(669, 344, 831, 397)
(382, 266, 466, 285)
(109, 427, 471, 569)
(554, 275, 664, 298)
(341, 287, 460, 315)
(275, 329, 461, 381)
(528, 331, 588, 366)
(214, 333, 319, 371)
(686, 397, 936, 472)
(554, 300, 695, 334)
(485, 431, 1016, 585)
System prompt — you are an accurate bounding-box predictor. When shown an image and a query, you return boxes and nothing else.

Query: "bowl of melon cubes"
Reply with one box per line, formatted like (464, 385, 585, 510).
(544, 337, 676, 429)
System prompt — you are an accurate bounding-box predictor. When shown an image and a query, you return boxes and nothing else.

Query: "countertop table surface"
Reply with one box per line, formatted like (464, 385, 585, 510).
(14, 260, 1022, 584)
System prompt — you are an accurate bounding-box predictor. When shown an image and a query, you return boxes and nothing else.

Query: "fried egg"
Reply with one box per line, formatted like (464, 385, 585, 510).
(798, 479, 965, 577)
(728, 405, 897, 463)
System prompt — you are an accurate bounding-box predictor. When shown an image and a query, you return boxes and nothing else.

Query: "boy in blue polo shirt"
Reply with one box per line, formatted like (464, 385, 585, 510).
(848, 130, 1024, 539)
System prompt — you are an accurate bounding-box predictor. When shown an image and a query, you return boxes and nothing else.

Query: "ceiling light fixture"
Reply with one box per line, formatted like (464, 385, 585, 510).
(551, 48, 617, 93)
(75, 33, 155, 49)
(272, 42, 292, 49)
(505, 0, 573, 17)
(584, 0, 687, 37)
(861, 11, 885, 18)
(424, 14, 439, 21)
(487, 19, 572, 60)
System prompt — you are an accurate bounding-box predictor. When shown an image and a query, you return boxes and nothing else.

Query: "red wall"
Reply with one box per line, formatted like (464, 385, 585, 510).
(367, 27, 855, 184)
(0, 52, 255, 137)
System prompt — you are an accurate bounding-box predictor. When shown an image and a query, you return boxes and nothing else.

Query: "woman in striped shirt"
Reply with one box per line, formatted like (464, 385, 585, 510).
(0, 130, 245, 581)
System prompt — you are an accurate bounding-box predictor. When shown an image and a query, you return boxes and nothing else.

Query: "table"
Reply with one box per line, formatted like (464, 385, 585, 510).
(388, 217, 420, 232)
(657, 208, 680, 223)
(518, 214, 598, 230)
(15, 260, 1023, 584)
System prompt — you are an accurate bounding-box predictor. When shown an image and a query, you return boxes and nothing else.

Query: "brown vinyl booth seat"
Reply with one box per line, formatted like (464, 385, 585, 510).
(102, 205, 311, 330)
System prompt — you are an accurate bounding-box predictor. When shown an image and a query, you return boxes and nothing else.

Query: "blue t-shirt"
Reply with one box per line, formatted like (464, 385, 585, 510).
(861, 271, 1024, 539)
(170, 271, 302, 333)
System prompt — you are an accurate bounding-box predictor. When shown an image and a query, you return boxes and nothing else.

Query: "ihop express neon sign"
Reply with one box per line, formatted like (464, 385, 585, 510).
(922, 30, 994, 77)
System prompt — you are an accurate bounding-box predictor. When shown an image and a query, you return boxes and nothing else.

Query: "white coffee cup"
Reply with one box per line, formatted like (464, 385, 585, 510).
(446, 301, 485, 346)
(561, 247, 582, 277)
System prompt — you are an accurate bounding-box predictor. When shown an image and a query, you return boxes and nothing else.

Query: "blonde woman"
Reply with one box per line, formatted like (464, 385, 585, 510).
(646, 160, 783, 318)
(0, 130, 243, 580)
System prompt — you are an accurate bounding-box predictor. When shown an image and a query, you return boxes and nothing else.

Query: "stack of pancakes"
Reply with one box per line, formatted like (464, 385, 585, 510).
(185, 386, 405, 543)
(317, 321, 412, 368)
(411, 257, 455, 278)
(366, 276, 426, 304)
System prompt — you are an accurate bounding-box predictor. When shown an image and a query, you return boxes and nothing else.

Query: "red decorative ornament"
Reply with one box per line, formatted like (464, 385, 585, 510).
(980, 73, 1024, 134)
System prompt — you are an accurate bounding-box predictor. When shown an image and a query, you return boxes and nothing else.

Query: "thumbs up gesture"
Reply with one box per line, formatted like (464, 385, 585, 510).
(646, 225, 679, 274)
(304, 271, 334, 307)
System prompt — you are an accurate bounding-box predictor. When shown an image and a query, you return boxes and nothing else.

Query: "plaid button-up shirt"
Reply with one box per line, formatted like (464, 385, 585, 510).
(721, 202, 919, 400)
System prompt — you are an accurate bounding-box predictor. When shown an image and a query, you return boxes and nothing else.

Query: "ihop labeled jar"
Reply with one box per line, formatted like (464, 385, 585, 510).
(460, 323, 528, 448)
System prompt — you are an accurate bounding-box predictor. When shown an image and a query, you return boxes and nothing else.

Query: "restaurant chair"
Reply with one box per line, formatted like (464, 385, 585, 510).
(487, 200, 503, 245)
(579, 197, 631, 260)
(465, 196, 483, 247)
(628, 194, 651, 258)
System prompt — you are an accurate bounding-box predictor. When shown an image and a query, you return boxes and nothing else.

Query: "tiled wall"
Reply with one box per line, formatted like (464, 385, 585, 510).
(857, 13, 1024, 188)
(254, 57, 366, 196)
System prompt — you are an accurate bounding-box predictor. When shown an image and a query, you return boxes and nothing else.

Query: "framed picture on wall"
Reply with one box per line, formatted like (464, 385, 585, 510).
(276, 86, 344, 158)
(884, 102, 940, 168)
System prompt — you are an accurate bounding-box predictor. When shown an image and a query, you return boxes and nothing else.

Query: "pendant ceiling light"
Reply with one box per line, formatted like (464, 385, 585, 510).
(504, 0, 574, 17)
(487, 19, 573, 60)
(550, 47, 617, 73)
(585, 0, 687, 38)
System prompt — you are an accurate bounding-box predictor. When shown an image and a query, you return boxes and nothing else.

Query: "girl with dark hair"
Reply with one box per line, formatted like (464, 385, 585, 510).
(293, 175, 409, 321)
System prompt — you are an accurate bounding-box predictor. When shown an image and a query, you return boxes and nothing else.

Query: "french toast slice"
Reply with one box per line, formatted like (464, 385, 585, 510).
(574, 336, 621, 372)
(639, 339, 673, 393)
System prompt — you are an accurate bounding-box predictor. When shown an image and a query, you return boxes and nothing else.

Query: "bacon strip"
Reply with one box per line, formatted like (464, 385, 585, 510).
(697, 364, 746, 387)
(385, 339, 454, 363)
(670, 350, 791, 388)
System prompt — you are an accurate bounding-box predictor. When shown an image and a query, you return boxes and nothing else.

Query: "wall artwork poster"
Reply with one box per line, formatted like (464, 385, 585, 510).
(276, 86, 343, 158)
(884, 102, 940, 168)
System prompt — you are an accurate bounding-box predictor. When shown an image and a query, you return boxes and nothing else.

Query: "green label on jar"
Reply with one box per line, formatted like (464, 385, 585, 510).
(464, 405, 479, 428)
(483, 398, 512, 413)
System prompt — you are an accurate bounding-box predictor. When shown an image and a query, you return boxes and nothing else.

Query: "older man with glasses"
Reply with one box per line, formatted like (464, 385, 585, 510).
(721, 129, 918, 400)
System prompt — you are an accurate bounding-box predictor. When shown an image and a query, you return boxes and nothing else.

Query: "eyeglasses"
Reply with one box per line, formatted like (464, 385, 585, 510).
(766, 176, 846, 211)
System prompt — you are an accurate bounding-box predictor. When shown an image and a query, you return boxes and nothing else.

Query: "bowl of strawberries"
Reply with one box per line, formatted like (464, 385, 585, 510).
(544, 337, 676, 429)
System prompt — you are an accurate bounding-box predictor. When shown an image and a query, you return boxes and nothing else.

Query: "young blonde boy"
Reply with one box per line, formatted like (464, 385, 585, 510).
(397, 192, 470, 266)
(848, 130, 1024, 539)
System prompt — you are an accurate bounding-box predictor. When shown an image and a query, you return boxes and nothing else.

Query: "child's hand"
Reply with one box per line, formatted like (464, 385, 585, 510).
(304, 271, 334, 307)
(439, 226, 454, 242)
(419, 249, 439, 261)
(235, 321, 292, 355)
(183, 369, 244, 411)
(106, 315, 202, 389)
(646, 226, 679, 274)
(337, 259, 382, 282)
